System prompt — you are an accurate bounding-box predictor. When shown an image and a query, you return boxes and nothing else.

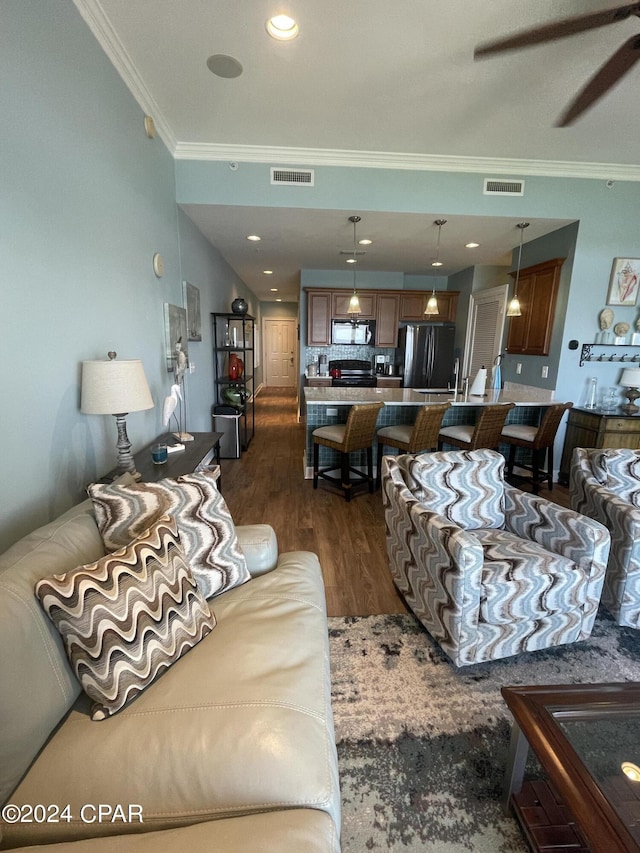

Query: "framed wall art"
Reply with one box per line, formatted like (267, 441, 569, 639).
(164, 303, 188, 375)
(607, 258, 640, 306)
(183, 281, 202, 341)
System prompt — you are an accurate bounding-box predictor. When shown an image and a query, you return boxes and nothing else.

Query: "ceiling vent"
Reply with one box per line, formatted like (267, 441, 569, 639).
(270, 167, 314, 186)
(483, 178, 525, 196)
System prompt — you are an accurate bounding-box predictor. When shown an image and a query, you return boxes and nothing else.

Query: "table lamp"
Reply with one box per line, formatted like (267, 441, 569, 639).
(81, 352, 154, 478)
(619, 367, 640, 415)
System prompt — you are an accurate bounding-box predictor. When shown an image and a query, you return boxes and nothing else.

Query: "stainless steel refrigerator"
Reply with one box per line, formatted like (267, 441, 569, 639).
(397, 323, 456, 388)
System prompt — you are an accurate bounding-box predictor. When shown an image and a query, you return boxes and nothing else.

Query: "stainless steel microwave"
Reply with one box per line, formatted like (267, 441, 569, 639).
(331, 320, 375, 345)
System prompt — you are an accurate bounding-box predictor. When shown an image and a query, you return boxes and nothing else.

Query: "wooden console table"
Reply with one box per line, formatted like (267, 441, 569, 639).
(107, 432, 223, 488)
(559, 408, 640, 485)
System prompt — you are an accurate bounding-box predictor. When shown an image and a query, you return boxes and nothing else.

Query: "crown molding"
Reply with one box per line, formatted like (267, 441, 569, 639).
(73, 0, 176, 153)
(73, 0, 640, 183)
(174, 142, 640, 182)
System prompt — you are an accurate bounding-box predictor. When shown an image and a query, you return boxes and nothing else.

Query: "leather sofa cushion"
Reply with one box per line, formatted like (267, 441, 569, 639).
(0, 500, 104, 805)
(3, 552, 341, 848)
(12, 809, 340, 853)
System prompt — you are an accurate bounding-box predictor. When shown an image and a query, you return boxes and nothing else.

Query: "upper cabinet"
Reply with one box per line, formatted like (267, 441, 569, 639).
(399, 291, 458, 323)
(332, 292, 377, 319)
(305, 287, 460, 348)
(506, 258, 564, 356)
(307, 291, 332, 346)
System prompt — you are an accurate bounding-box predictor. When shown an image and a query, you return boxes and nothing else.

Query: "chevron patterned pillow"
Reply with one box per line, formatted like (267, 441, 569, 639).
(35, 515, 216, 720)
(88, 471, 249, 599)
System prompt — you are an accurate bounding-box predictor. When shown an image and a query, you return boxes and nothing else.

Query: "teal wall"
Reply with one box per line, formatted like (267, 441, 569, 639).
(1, 1, 256, 552)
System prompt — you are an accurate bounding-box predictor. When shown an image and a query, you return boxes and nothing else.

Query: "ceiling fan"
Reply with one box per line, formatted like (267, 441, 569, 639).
(474, 3, 640, 126)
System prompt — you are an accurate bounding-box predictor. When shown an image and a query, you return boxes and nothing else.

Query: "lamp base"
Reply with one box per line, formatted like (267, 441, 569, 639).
(621, 386, 640, 415)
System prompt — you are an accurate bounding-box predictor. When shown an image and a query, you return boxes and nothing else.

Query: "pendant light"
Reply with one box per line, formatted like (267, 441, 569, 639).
(347, 215, 362, 317)
(424, 219, 447, 316)
(506, 222, 530, 317)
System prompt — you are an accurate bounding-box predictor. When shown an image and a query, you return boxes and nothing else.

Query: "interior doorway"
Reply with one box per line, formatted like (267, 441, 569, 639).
(263, 319, 297, 387)
(462, 284, 509, 381)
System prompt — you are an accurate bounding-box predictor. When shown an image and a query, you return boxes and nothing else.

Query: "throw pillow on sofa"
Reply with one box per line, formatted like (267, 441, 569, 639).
(88, 470, 250, 599)
(35, 514, 216, 720)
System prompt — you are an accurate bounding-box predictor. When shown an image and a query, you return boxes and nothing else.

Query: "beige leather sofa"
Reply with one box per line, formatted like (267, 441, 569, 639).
(0, 498, 341, 851)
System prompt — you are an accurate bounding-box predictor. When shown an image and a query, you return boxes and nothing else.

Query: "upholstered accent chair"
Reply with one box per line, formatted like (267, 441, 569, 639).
(313, 401, 383, 501)
(571, 447, 640, 628)
(382, 449, 610, 667)
(375, 402, 451, 488)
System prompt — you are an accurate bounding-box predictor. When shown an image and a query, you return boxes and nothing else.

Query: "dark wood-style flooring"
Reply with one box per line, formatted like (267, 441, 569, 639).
(221, 388, 571, 618)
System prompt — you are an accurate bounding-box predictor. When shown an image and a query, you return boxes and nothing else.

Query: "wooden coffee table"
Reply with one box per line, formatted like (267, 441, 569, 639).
(502, 683, 640, 853)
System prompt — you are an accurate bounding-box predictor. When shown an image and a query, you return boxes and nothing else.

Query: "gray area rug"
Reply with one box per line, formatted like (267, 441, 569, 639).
(328, 612, 640, 852)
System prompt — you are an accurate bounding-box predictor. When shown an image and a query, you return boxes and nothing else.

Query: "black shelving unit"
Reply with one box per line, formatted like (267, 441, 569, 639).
(211, 313, 255, 451)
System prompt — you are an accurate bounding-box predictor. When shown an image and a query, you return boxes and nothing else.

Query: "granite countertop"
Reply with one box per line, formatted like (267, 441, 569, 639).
(303, 386, 556, 407)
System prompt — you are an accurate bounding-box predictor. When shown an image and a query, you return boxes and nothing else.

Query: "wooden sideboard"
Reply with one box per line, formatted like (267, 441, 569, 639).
(559, 408, 640, 485)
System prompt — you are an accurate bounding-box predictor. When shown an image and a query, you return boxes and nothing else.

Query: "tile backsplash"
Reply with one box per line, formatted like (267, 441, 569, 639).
(305, 345, 392, 367)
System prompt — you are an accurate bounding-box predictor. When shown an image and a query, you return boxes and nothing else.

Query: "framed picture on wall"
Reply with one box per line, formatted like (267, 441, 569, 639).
(164, 303, 188, 374)
(183, 281, 202, 341)
(607, 258, 640, 306)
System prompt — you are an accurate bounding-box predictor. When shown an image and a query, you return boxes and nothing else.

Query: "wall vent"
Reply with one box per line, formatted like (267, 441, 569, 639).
(270, 167, 314, 186)
(483, 178, 525, 196)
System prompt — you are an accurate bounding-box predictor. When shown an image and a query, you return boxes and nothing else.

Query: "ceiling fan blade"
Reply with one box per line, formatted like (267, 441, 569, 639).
(557, 34, 640, 125)
(474, 3, 640, 57)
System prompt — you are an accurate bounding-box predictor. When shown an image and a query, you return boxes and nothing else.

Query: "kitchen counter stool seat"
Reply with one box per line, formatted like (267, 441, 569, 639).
(501, 401, 573, 493)
(438, 403, 515, 451)
(376, 402, 450, 488)
(313, 402, 383, 501)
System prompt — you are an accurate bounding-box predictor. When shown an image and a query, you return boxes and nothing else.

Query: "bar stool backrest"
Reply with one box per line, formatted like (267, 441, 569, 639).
(468, 403, 515, 450)
(407, 403, 451, 452)
(342, 402, 384, 453)
(531, 402, 574, 449)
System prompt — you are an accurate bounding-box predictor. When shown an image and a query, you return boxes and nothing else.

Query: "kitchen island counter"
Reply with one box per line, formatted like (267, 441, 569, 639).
(303, 384, 556, 478)
(303, 386, 555, 407)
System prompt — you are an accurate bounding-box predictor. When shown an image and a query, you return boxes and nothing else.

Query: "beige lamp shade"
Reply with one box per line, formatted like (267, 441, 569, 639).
(620, 368, 640, 388)
(81, 358, 154, 415)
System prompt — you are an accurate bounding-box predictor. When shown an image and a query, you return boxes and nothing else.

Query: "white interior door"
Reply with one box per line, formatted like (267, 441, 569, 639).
(462, 285, 509, 381)
(264, 319, 297, 387)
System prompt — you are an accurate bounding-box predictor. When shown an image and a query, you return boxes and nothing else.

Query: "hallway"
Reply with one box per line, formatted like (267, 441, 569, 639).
(221, 387, 406, 617)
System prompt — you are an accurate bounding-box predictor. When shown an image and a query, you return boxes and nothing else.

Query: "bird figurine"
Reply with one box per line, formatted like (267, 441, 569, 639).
(162, 383, 182, 428)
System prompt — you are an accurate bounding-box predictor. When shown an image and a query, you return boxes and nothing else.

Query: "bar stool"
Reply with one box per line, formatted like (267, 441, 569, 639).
(313, 402, 384, 501)
(437, 403, 515, 451)
(376, 402, 451, 488)
(501, 402, 573, 493)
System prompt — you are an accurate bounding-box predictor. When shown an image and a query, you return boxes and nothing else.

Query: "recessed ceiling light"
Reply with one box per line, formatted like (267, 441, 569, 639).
(270, 287, 278, 292)
(206, 54, 243, 78)
(263, 270, 273, 275)
(359, 238, 373, 245)
(622, 762, 640, 782)
(275, 298, 282, 302)
(466, 242, 480, 248)
(246, 234, 261, 241)
(431, 260, 443, 267)
(266, 15, 299, 41)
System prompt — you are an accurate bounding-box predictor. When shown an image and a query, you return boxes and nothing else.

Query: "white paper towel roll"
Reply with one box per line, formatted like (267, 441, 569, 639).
(470, 367, 487, 396)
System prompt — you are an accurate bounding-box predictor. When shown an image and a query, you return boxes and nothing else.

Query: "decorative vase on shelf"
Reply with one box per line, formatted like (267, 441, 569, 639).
(222, 384, 246, 410)
(231, 297, 248, 315)
(584, 376, 598, 410)
(228, 353, 240, 380)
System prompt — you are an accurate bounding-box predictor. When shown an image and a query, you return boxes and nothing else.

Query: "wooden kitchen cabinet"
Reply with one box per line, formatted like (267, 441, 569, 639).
(507, 258, 563, 356)
(376, 376, 402, 387)
(307, 377, 332, 387)
(399, 291, 458, 323)
(332, 292, 377, 319)
(376, 293, 400, 347)
(558, 406, 640, 485)
(307, 291, 332, 346)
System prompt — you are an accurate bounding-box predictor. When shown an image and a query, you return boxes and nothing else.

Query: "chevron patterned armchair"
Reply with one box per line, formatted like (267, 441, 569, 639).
(382, 449, 610, 667)
(571, 447, 640, 629)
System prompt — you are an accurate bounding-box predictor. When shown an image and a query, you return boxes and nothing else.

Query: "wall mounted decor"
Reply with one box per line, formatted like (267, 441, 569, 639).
(164, 304, 188, 373)
(183, 281, 202, 341)
(607, 258, 640, 306)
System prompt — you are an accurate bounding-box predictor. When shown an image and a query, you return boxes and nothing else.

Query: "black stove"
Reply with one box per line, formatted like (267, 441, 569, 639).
(329, 359, 376, 387)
